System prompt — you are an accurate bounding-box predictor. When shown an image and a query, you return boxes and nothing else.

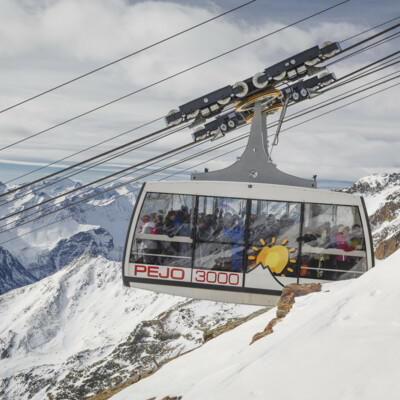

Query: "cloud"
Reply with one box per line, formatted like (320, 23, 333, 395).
(0, 0, 398, 186)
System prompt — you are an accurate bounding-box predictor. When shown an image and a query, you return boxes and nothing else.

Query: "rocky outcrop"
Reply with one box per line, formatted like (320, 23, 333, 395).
(251, 283, 321, 344)
(203, 307, 269, 342)
(369, 190, 400, 260)
(41, 298, 260, 400)
(370, 195, 400, 225)
(375, 233, 400, 260)
(74, 306, 268, 400)
(342, 172, 400, 260)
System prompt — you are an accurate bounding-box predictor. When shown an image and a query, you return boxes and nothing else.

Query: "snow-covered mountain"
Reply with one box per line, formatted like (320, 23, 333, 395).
(0, 178, 139, 294)
(345, 172, 400, 259)
(0, 254, 263, 400)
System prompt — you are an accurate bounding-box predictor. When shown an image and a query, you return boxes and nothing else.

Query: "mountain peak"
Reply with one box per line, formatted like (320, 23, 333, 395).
(345, 172, 400, 195)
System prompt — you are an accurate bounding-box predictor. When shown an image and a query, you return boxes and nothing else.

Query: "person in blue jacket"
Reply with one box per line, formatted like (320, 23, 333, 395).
(223, 213, 244, 272)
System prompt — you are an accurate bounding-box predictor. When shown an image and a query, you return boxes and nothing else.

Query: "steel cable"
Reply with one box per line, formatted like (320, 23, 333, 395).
(0, 1, 349, 153)
(0, 1, 256, 115)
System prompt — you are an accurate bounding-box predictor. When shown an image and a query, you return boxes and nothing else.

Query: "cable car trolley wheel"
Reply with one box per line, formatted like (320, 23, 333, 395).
(252, 72, 269, 89)
(187, 109, 200, 119)
(166, 109, 182, 126)
(217, 97, 231, 105)
(321, 41, 338, 58)
(319, 72, 335, 87)
(232, 81, 249, 98)
(236, 89, 281, 113)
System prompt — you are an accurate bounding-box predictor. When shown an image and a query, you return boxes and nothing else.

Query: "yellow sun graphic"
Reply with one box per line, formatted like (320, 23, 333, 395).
(248, 237, 296, 277)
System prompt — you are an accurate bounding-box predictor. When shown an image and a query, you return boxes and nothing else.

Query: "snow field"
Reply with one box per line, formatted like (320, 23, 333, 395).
(113, 251, 400, 400)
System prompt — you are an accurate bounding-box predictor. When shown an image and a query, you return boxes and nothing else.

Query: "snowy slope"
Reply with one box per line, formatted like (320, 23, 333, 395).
(0, 254, 262, 400)
(113, 251, 400, 400)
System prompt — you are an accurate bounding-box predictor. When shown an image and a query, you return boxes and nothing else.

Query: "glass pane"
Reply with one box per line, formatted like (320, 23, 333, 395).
(247, 200, 301, 278)
(131, 192, 194, 268)
(130, 238, 191, 268)
(194, 242, 245, 271)
(135, 192, 193, 237)
(195, 196, 247, 272)
(300, 203, 367, 280)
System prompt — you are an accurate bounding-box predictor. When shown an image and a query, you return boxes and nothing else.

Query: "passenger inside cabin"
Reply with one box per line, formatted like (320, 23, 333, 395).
(335, 225, 356, 272)
(350, 224, 364, 248)
(222, 213, 244, 272)
(316, 222, 333, 278)
(140, 214, 159, 264)
(298, 227, 318, 277)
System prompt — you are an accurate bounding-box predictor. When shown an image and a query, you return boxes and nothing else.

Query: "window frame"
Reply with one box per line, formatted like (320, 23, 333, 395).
(130, 190, 368, 284)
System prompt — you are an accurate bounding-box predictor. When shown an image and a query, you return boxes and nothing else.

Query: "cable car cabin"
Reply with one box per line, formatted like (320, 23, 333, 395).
(123, 88, 374, 307)
(122, 180, 374, 307)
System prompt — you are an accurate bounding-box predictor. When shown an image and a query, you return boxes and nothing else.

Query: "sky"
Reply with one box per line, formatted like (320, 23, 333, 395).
(0, 0, 399, 188)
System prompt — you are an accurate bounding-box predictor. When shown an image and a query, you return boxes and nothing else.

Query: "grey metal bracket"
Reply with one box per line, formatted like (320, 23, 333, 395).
(272, 95, 291, 148)
(191, 101, 316, 188)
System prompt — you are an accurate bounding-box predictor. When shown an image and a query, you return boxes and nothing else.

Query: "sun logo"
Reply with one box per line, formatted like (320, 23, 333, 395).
(248, 237, 296, 277)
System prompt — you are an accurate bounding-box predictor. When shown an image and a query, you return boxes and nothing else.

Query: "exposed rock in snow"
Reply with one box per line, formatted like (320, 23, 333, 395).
(250, 282, 322, 344)
(344, 172, 400, 259)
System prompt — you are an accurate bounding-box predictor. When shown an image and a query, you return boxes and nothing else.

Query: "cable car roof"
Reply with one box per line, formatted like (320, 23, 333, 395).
(143, 180, 363, 206)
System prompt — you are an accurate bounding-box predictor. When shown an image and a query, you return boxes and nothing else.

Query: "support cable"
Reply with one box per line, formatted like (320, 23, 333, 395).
(1, 77, 398, 240)
(0, 0, 349, 153)
(0, 1, 256, 115)
(0, 105, 241, 201)
(0, 52, 396, 207)
(0, 123, 187, 199)
(340, 16, 400, 43)
(288, 69, 400, 121)
(3, 115, 165, 185)
(5, 14, 398, 188)
(0, 122, 191, 206)
(0, 131, 250, 233)
(1, 74, 398, 232)
(336, 22, 400, 56)
(333, 33, 400, 66)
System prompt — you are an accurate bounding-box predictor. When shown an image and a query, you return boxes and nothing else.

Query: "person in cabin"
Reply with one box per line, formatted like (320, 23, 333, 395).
(334, 225, 357, 275)
(350, 224, 364, 248)
(316, 222, 332, 278)
(223, 213, 244, 272)
(297, 227, 318, 278)
(140, 215, 158, 264)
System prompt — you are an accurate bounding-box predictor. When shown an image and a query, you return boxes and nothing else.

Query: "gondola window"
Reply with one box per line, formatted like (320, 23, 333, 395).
(130, 192, 194, 268)
(194, 196, 247, 272)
